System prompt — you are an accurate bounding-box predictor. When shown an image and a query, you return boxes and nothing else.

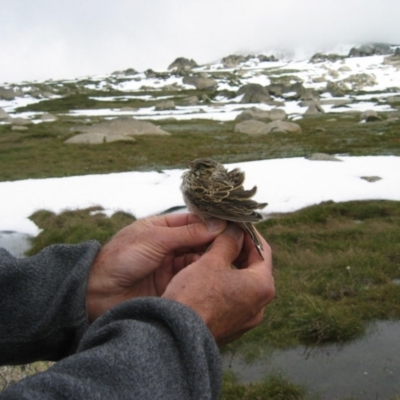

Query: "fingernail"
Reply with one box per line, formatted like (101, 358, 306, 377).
(224, 223, 243, 240)
(206, 218, 226, 232)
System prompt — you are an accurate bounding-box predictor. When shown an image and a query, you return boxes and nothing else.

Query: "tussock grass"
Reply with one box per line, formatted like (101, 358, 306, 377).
(221, 371, 311, 400)
(27, 207, 136, 255)
(227, 200, 400, 354)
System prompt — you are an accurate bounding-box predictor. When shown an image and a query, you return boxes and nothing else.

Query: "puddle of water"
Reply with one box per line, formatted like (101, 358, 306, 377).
(0, 231, 32, 257)
(222, 321, 400, 399)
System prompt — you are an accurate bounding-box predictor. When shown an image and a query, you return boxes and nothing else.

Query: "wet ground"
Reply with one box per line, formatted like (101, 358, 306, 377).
(0, 231, 31, 257)
(223, 321, 400, 399)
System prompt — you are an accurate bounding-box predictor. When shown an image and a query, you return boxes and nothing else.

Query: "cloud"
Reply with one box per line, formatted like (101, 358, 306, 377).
(1, 0, 400, 83)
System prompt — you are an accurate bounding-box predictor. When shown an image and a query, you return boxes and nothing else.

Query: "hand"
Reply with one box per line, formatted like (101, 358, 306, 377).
(162, 223, 275, 345)
(86, 213, 227, 322)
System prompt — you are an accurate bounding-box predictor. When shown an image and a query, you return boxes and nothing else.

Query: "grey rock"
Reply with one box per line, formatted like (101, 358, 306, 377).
(320, 98, 353, 107)
(168, 57, 197, 71)
(386, 96, 400, 104)
(155, 100, 175, 111)
(182, 75, 218, 90)
(305, 103, 325, 115)
(0, 107, 9, 120)
(310, 53, 346, 63)
(182, 96, 199, 106)
(257, 54, 277, 62)
(266, 120, 302, 134)
(234, 120, 271, 134)
(235, 107, 286, 122)
(305, 153, 342, 161)
(77, 117, 170, 136)
(266, 83, 285, 97)
(237, 84, 271, 104)
(326, 81, 348, 96)
(10, 117, 32, 125)
(360, 110, 382, 122)
(222, 55, 247, 68)
(0, 87, 16, 100)
(349, 43, 393, 57)
(11, 125, 29, 131)
(65, 133, 136, 144)
(343, 73, 377, 90)
(40, 113, 58, 122)
(361, 176, 382, 183)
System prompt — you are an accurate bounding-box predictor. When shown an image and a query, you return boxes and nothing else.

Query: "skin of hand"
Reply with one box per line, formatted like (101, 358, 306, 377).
(86, 213, 228, 323)
(162, 223, 275, 345)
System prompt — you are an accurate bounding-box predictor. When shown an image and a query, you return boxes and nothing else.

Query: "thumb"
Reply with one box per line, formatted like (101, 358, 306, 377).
(200, 223, 244, 267)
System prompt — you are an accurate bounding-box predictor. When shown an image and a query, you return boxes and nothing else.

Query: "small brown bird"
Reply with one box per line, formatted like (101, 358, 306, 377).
(180, 158, 267, 258)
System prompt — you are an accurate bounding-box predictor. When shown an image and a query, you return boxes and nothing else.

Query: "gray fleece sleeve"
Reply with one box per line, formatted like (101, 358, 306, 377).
(0, 245, 221, 399)
(1, 298, 222, 399)
(0, 241, 101, 365)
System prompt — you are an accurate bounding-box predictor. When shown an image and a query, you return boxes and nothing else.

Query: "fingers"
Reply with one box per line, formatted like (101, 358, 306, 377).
(199, 223, 244, 268)
(151, 218, 228, 253)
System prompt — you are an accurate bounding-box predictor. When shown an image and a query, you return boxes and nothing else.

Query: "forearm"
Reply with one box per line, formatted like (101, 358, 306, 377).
(0, 241, 101, 365)
(1, 298, 221, 399)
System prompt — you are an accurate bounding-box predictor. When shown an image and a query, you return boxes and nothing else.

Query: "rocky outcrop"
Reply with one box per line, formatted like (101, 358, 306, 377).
(306, 153, 342, 161)
(310, 53, 346, 63)
(0, 87, 17, 100)
(168, 57, 197, 71)
(182, 75, 218, 90)
(235, 107, 286, 122)
(0, 107, 9, 120)
(75, 117, 170, 136)
(234, 119, 301, 134)
(349, 43, 393, 57)
(222, 55, 248, 68)
(155, 100, 175, 111)
(360, 110, 382, 122)
(305, 103, 325, 115)
(65, 133, 136, 144)
(237, 84, 271, 103)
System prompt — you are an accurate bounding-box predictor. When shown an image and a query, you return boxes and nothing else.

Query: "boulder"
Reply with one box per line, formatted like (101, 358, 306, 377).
(10, 117, 32, 125)
(305, 103, 325, 115)
(235, 107, 286, 122)
(361, 176, 382, 183)
(234, 120, 271, 135)
(266, 120, 302, 134)
(237, 84, 271, 104)
(257, 54, 277, 62)
(265, 83, 285, 97)
(182, 96, 199, 106)
(222, 55, 247, 68)
(168, 57, 197, 70)
(310, 53, 345, 63)
(360, 110, 382, 122)
(343, 73, 377, 90)
(0, 87, 16, 100)
(349, 43, 393, 57)
(386, 95, 400, 104)
(65, 133, 136, 144)
(235, 119, 301, 135)
(11, 125, 29, 131)
(182, 76, 218, 90)
(155, 100, 175, 111)
(76, 117, 170, 136)
(0, 107, 9, 120)
(305, 153, 342, 161)
(40, 113, 58, 122)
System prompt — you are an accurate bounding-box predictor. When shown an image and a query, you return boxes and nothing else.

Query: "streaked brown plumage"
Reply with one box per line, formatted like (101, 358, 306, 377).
(180, 158, 267, 259)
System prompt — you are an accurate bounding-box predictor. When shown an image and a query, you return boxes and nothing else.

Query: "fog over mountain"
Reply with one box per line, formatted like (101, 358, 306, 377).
(1, 0, 400, 84)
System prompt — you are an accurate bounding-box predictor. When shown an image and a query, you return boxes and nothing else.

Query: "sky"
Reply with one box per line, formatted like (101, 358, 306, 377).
(1, 0, 400, 84)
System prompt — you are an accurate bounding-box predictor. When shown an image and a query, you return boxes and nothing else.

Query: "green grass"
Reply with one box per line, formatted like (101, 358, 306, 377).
(1, 114, 400, 182)
(221, 371, 312, 400)
(225, 200, 400, 355)
(27, 207, 136, 255)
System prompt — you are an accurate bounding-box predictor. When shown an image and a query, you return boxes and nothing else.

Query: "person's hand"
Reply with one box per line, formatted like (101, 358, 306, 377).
(162, 223, 275, 345)
(86, 213, 227, 323)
